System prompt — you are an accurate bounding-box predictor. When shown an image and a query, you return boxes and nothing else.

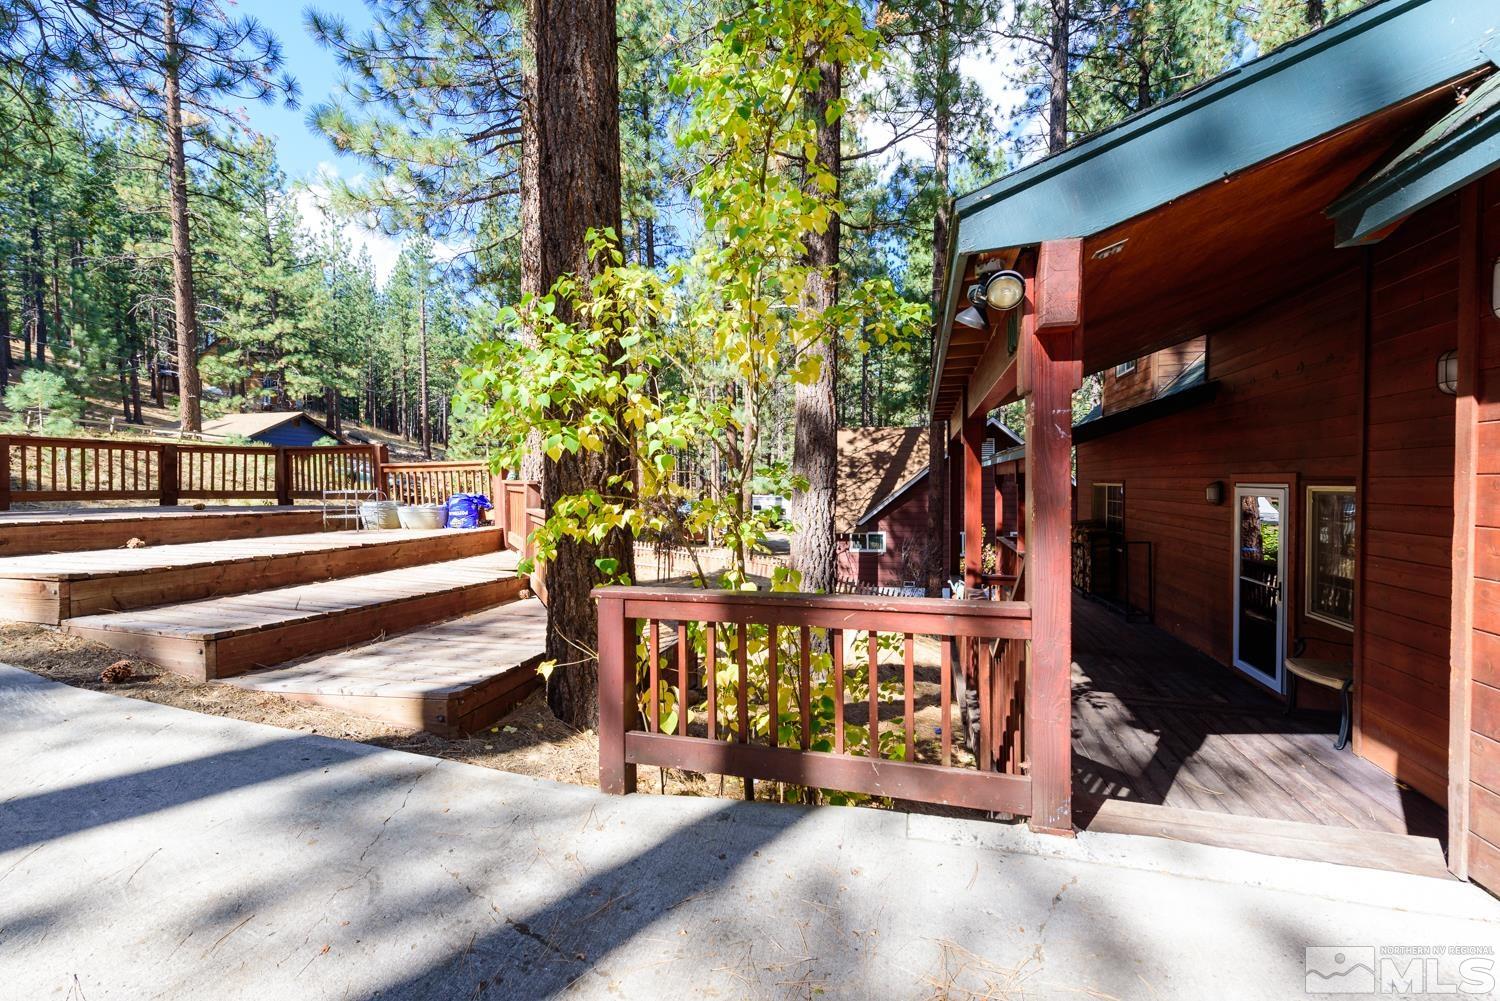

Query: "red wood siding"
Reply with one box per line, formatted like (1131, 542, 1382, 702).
(1465, 175, 1500, 882)
(1361, 194, 1458, 805)
(837, 480, 932, 587)
(1076, 193, 1464, 806)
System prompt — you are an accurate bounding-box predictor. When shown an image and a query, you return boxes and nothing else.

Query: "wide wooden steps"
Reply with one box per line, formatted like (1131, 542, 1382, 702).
(0, 505, 326, 557)
(1075, 795, 1451, 879)
(0, 527, 503, 624)
(63, 551, 526, 681)
(223, 598, 548, 736)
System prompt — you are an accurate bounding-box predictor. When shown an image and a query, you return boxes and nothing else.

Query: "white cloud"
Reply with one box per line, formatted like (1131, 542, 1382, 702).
(294, 162, 464, 286)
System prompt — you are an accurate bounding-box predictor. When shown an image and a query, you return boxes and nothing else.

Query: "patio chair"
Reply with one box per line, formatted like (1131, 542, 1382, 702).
(1284, 638, 1354, 751)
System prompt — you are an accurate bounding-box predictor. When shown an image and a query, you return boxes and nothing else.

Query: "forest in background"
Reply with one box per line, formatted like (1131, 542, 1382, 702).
(0, 0, 1357, 456)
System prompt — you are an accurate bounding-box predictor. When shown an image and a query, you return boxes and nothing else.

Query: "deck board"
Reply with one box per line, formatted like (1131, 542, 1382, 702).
(1072, 596, 1447, 844)
(0, 528, 504, 622)
(63, 552, 525, 680)
(0, 505, 326, 555)
(224, 598, 547, 735)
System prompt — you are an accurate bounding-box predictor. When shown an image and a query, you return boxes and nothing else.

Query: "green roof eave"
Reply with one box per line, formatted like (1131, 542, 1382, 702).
(931, 0, 1500, 417)
(1329, 67, 1500, 246)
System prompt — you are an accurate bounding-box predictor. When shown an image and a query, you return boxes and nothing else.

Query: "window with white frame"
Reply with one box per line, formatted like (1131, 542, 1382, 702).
(849, 532, 887, 554)
(1306, 486, 1356, 629)
(1091, 483, 1125, 531)
(1115, 359, 1138, 377)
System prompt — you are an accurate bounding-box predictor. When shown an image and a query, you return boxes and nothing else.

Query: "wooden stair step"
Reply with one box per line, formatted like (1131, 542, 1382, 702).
(0, 505, 327, 557)
(224, 598, 548, 735)
(0, 527, 502, 623)
(63, 552, 526, 681)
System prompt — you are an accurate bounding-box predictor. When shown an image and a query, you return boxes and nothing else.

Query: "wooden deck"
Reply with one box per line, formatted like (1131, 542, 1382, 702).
(225, 598, 548, 736)
(64, 551, 526, 681)
(0, 505, 326, 556)
(1071, 596, 1449, 876)
(0, 527, 503, 623)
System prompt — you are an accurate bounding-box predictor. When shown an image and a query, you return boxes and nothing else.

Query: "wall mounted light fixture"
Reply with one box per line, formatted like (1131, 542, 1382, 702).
(1438, 349, 1459, 395)
(1205, 480, 1224, 505)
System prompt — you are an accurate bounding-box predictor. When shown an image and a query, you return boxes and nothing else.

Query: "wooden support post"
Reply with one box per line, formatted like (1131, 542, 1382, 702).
(947, 431, 963, 582)
(597, 591, 637, 795)
(1022, 239, 1083, 836)
(274, 448, 293, 507)
(963, 401, 984, 589)
(0, 435, 10, 511)
(926, 420, 947, 596)
(159, 443, 179, 507)
(372, 443, 390, 502)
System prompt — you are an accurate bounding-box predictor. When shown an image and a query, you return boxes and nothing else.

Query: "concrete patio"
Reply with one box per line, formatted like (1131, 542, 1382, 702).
(1, 663, 1496, 1000)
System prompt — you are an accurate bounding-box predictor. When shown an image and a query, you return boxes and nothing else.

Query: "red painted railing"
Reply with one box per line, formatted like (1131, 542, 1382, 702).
(498, 479, 543, 555)
(596, 587, 1033, 815)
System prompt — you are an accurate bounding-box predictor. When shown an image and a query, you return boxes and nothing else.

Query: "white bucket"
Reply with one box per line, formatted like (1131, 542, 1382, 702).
(397, 503, 448, 530)
(359, 500, 400, 530)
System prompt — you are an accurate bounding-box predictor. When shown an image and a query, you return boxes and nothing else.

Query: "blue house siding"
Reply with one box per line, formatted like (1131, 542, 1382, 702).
(252, 418, 329, 447)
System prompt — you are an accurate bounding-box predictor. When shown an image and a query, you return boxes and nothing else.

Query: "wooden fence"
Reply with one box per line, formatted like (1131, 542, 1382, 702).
(381, 460, 495, 505)
(0, 433, 390, 508)
(596, 587, 1034, 815)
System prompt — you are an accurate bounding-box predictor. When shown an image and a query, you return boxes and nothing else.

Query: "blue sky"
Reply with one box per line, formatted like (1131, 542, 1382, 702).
(251, 1, 372, 183)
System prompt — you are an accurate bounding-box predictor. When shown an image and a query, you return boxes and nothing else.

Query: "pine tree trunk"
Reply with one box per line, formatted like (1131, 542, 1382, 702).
(791, 60, 841, 596)
(163, 0, 203, 432)
(1047, 0, 1070, 154)
(523, 0, 630, 728)
(418, 290, 431, 458)
(27, 191, 46, 367)
(0, 279, 11, 389)
(927, 5, 956, 595)
(129, 359, 143, 423)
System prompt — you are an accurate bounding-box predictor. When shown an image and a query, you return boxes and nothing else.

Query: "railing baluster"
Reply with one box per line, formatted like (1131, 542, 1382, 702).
(799, 625, 811, 751)
(648, 618, 660, 732)
(904, 633, 915, 762)
(768, 625, 778, 748)
(941, 638, 952, 767)
(677, 622, 689, 737)
(979, 639, 993, 772)
(706, 623, 718, 741)
(736, 622, 749, 744)
(832, 628, 845, 754)
(868, 631, 880, 759)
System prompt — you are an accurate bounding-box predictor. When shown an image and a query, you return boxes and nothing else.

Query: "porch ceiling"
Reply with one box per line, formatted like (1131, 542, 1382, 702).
(1076, 83, 1465, 375)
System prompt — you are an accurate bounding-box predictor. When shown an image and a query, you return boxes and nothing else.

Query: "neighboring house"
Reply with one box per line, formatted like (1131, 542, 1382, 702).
(837, 420, 1022, 589)
(199, 411, 338, 447)
(926, 0, 1500, 887)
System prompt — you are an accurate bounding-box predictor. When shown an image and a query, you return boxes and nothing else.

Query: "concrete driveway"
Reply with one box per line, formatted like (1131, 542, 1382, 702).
(1, 664, 1496, 1000)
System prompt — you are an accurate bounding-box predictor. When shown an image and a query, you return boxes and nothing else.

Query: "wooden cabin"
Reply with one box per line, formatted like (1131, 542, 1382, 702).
(199, 411, 339, 447)
(928, 0, 1500, 886)
(837, 421, 1022, 591)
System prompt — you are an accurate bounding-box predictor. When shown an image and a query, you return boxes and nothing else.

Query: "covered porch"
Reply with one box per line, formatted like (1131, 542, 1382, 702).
(1071, 596, 1448, 877)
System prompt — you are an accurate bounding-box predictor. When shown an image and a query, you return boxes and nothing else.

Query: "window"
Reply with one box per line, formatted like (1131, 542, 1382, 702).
(849, 532, 887, 554)
(1306, 487, 1356, 629)
(1091, 483, 1125, 531)
(1115, 359, 1138, 377)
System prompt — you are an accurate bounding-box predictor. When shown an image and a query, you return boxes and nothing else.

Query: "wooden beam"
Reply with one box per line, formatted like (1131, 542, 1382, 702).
(926, 420, 947, 596)
(1023, 240, 1083, 836)
(1448, 182, 1483, 879)
(964, 403, 984, 588)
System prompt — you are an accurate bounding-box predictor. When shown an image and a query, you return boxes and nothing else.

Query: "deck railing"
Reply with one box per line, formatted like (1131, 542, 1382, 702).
(1, 432, 500, 512)
(596, 587, 1033, 815)
(498, 479, 543, 555)
(381, 459, 494, 505)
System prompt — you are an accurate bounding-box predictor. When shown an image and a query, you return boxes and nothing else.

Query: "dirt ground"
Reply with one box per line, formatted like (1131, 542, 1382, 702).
(0, 621, 991, 816)
(0, 621, 734, 799)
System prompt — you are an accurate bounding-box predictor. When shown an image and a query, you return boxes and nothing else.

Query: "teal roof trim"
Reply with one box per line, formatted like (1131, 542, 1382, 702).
(933, 0, 1500, 416)
(1329, 70, 1500, 246)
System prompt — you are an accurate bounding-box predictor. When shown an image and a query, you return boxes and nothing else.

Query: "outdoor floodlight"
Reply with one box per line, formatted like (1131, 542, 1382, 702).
(982, 270, 1026, 312)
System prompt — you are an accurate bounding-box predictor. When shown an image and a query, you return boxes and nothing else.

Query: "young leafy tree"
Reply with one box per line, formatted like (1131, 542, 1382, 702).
(1, 0, 294, 431)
